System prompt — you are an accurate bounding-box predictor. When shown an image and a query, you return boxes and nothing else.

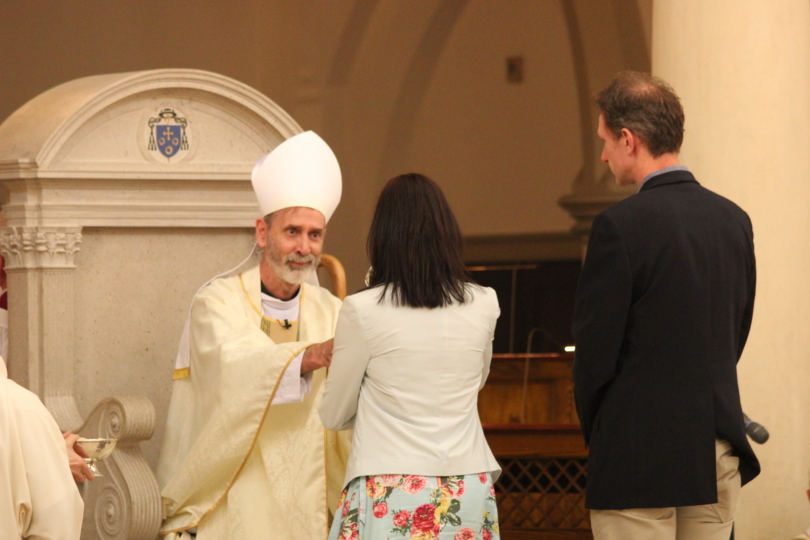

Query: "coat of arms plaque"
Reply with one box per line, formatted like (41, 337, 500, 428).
(147, 108, 190, 162)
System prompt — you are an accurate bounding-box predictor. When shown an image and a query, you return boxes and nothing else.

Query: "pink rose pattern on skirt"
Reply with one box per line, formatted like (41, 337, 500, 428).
(328, 473, 499, 540)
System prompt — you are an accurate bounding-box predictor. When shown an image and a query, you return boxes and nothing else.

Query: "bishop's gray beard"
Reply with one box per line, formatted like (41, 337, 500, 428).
(265, 242, 321, 285)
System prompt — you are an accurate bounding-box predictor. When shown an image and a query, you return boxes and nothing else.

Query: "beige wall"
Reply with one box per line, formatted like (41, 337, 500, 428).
(407, 0, 580, 235)
(0, 0, 652, 292)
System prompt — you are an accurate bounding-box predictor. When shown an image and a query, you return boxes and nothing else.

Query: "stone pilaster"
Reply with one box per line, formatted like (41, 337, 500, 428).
(653, 1, 810, 536)
(0, 226, 83, 430)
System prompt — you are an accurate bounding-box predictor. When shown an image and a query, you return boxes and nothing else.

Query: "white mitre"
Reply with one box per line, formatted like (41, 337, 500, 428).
(173, 132, 338, 375)
(251, 131, 342, 222)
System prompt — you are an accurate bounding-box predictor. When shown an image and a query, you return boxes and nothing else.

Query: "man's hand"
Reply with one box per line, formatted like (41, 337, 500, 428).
(301, 339, 334, 374)
(63, 431, 95, 483)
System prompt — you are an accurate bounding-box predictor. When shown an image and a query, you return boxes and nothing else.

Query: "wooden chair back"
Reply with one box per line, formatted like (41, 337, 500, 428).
(318, 254, 347, 300)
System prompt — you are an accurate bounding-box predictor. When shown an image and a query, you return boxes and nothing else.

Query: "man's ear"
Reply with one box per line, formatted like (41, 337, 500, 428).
(620, 128, 637, 154)
(255, 218, 268, 248)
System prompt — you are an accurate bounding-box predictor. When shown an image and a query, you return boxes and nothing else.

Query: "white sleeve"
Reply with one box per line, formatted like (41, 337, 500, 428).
(480, 290, 500, 390)
(270, 351, 312, 405)
(12, 385, 84, 540)
(480, 339, 493, 390)
(318, 298, 370, 431)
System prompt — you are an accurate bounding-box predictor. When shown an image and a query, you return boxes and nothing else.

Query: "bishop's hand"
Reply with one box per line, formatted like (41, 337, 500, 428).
(301, 338, 334, 374)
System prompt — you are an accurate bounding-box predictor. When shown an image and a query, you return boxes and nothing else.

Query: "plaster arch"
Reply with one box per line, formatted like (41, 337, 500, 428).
(364, 0, 650, 197)
(318, 0, 650, 291)
(318, 0, 381, 301)
(378, 0, 471, 179)
(327, 0, 382, 87)
(563, 0, 650, 192)
(559, 0, 652, 241)
(0, 69, 302, 230)
(324, 0, 650, 216)
(381, 0, 650, 237)
(0, 69, 300, 174)
(320, 0, 458, 292)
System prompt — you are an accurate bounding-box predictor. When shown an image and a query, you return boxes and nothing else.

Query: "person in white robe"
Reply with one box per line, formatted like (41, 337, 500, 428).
(156, 131, 350, 540)
(0, 359, 84, 540)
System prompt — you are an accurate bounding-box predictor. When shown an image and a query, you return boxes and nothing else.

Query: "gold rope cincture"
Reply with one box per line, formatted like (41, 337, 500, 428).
(238, 273, 305, 342)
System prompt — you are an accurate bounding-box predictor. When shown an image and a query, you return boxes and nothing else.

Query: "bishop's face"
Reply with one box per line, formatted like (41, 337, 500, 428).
(257, 206, 326, 285)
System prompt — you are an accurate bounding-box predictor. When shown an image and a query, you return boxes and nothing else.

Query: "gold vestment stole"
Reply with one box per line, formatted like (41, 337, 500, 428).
(266, 319, 298, 344)
(239, 273, 303, 344)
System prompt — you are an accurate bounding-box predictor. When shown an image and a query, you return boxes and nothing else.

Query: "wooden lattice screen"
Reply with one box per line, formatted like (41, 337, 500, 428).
(480, 354, 593, 539)
(495, 457, 590, 531)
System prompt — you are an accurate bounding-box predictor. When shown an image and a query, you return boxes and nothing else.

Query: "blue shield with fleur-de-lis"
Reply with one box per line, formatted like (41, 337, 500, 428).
(156, 125, 182, 158)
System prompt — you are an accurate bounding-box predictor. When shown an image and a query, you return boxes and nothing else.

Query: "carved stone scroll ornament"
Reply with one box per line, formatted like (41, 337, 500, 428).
(0, 226, 82, 270)
(0, 226, 161, 540)
(76, 396, 162, 540)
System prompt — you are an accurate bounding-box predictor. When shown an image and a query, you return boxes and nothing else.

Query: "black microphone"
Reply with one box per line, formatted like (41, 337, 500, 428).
(743, 413, 769, 444)
(280, 319, 292, 330)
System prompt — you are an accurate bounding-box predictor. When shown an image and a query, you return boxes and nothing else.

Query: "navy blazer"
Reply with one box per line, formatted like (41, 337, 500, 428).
(572, 170, 759, 510)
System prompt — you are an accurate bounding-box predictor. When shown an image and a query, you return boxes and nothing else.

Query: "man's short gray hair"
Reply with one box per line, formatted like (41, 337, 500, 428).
(595, 71, 685, 157)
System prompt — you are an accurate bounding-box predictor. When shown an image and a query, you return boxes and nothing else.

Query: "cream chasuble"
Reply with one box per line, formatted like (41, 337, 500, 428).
(157, 262, 349, 540)
(0, 361, 84, 540)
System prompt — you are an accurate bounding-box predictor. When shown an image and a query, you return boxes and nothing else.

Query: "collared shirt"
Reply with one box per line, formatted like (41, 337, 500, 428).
(638, 165, 689, 192)
(260, 287, 301, 322)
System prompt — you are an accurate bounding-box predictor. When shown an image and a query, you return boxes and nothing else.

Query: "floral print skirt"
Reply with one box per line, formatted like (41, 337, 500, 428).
(328, 473, 500, 540)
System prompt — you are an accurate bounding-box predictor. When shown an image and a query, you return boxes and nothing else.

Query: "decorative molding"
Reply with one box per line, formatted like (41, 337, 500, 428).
(0, 159, 38, 178)
(0, 178, 259, 229)
(0, 226, 82, 269)
(78, 396, 162, 540)
(0, 68, 304, 229)
(45, 394, 85, 436)
(0, 69, 302, 170)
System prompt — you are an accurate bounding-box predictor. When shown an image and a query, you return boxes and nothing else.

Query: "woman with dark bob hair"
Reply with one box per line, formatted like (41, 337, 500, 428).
(320, 173, 502, 540)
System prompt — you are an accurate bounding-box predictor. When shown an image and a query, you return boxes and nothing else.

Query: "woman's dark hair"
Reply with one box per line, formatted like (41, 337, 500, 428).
(366, 173, 473, 308)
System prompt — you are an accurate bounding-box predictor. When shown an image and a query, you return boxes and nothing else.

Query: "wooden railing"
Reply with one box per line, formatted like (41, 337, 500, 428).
(479, 354, 592, 540)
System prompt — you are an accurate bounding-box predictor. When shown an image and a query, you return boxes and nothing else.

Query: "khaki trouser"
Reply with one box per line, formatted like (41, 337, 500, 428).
(590, 439, 741, 540)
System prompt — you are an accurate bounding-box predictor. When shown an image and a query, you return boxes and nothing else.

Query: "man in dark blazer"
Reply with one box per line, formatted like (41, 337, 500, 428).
(572, 71, 759, 539)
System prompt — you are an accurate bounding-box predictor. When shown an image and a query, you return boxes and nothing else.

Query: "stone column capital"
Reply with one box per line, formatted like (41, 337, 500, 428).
(0, 226, 82, 270)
